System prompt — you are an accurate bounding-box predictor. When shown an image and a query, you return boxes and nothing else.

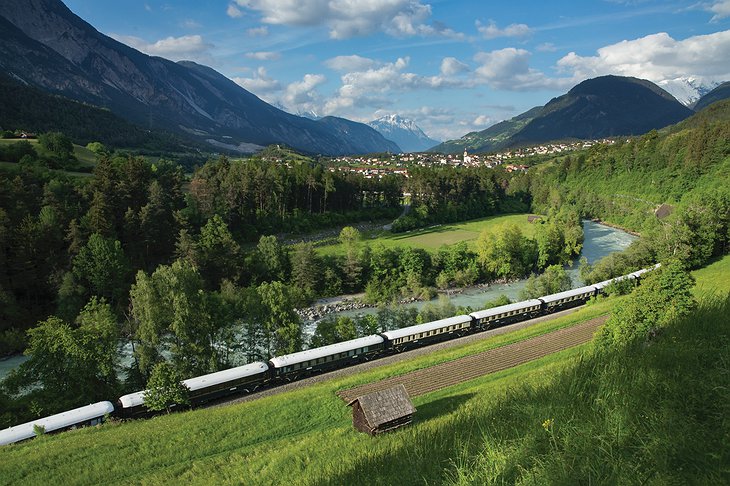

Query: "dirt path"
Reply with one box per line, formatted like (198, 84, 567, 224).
(337, 315, 607, 402)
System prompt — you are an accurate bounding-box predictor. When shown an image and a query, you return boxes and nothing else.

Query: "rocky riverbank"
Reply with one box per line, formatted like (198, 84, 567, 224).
(295, 278, 519, 322)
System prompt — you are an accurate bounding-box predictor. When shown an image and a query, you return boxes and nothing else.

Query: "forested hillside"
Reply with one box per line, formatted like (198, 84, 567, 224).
(518, 100, 730, 283)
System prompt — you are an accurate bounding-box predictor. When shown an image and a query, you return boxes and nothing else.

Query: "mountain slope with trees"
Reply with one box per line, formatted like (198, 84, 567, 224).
(434, 76, 694, 154)
(692, 81, 730, 112)
(0, 0, 397, 156)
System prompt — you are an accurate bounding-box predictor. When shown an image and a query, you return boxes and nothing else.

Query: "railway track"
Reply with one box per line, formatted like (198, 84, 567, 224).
(337, 316, 606, 402)
(214, 307, 603, 408)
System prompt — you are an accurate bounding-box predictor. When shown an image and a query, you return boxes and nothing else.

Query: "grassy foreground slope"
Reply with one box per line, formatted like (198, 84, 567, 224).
(0, 257, 728, 485)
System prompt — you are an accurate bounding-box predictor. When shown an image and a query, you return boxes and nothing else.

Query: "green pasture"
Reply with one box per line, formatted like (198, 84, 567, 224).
(0, 138, 98, 168)
(692, 254, 730, 296)
(317, 213, 537, 256)
(0, 258, 727, 484)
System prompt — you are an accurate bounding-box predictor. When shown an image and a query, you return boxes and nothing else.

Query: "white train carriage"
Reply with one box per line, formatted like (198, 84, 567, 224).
(118, 361, 269, 417)
(381, 315, 473, 351)
(539, 285, 598, 312)
(470, 299, 543, 330)
(269, 335, 385, 380)
(0, 401, 115, 446)
(592, 274, 634, 292)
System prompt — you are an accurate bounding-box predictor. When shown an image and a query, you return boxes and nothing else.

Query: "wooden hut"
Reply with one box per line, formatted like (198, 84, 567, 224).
(347, 384, 416, 435)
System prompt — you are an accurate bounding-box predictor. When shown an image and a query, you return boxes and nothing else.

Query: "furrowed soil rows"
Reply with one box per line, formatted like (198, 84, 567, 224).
(337, 316, 606, 402)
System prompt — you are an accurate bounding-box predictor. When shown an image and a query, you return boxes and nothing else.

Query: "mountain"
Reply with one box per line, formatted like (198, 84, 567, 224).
(0, 72, 198, 152)
(318, 116, 401, 153)
(430, 106, 542, 154)
(367, 115, 439, 152)
(692, 81, 730, 112)
(510, 76, 694, 145)
(433, 76, 694, 154)
(657, 77, 719, 107)
(0, 0, 396, 156)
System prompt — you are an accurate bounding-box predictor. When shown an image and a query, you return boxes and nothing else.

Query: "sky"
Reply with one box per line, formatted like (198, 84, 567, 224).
(63, 0, 730, 141)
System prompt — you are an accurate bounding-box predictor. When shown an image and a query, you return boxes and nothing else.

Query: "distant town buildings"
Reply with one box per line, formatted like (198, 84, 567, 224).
(316, 139, 616, 179)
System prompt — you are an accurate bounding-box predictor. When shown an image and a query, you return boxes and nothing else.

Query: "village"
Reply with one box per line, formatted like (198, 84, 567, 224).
(326, 139, 616, 178)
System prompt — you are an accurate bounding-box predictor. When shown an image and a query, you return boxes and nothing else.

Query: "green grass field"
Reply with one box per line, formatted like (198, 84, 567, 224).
(317, 213, 537, 256)
(692, 254, 730, 296)
(0, 257, 727, 484)
(0, 138, 97, 168)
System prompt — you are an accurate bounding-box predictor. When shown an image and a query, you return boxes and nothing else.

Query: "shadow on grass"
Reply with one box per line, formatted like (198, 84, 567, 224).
(414, 393, 476, 422)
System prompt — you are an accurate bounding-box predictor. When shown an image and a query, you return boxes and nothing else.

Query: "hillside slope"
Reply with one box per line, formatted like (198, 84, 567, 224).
(0, 266, 727, 484)
(692, 81, 730, 112)
(510, 76, 693, 145)
(431, 106, 542, 154)
(0, 0, 397, 155)
(435, 76, 694, 154)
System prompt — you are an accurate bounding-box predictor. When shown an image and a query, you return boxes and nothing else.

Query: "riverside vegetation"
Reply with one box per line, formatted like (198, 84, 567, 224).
(0, 257, 727, 484)
(0, 99, 728, 471)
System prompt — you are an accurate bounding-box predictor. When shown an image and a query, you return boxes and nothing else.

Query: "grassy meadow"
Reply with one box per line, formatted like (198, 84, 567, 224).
(317, 213, 536, 256)
(0, 257, 727, 485)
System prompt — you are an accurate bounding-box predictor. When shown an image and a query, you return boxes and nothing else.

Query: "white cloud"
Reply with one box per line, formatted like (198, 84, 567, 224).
(440, 57, 469, 76)
(233, 67, 282, 96)
(474, 48, 570, 91)
(234, 0, 461, 39)
(321, 56, 473, 116)
(111, 34, 213, 62)
(282, 74, 327, 110)
(536, 42, 557, 52)
(473, 115, 493, 126)
(477, 20, 532, 39)
(245, 51, 281, 61)
(324, 55, 376, 72)
(556, 30, 730, 83)
(227, 4, 243, 18)
(709, 1, 730, 21)
(246, 26, 268, 37)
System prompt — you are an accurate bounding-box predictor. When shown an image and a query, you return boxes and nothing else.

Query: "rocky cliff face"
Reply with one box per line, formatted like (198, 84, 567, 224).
(0, 0, 397, 155)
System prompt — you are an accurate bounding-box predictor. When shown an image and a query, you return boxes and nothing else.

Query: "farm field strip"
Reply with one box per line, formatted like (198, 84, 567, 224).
(337, 316, 606, 402)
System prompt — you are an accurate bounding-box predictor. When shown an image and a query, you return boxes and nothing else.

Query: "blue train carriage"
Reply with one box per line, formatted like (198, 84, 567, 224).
(380, 314, 473, 352)
(269, 335, 386, 381)
(117, 361, 269, 417)
(470, 299, 543, 331)
(0, 401, 115, 446)
(539, 285, 599, 313)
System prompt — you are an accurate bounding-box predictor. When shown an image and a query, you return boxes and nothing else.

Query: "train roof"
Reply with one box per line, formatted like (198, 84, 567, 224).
(470, 299, 543, 320)
(118, 362, 269, 409)
(592, 274, 633, 290)
(539, 285, 598, 304)
(269, 334, 385, 369)
(183, 362, 268, 392)
(0, 401, 114, 446)
(380, 314, 473, 341)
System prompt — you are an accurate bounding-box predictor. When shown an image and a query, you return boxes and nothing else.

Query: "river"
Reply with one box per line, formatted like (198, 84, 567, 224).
(306, 220, 637, 324)
(0, 220, 636, 381)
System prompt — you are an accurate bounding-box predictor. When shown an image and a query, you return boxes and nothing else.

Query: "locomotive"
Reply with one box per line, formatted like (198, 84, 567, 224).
(0, 265, 658, 446)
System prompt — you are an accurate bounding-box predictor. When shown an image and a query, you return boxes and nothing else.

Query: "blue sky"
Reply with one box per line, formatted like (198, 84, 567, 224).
(64, 0, 730, 140)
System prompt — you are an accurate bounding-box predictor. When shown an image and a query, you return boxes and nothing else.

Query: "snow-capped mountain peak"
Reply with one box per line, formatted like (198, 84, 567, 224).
(658, 77, 721, 107)
(367, 114, 440, 152)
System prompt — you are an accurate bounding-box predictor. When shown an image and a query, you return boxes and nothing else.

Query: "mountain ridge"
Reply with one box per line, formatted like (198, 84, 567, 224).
(433, 76, 694, 154)
(0, 0, 398, 156)
(367, 114, 439, 152)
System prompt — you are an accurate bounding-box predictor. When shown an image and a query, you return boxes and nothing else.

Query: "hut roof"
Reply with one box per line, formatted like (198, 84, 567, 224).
(347, 384, 415, 429)
(654, 204, 673, 219)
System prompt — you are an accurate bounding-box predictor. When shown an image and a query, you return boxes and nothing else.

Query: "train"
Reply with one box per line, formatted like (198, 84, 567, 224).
(0, 264, 659, 446)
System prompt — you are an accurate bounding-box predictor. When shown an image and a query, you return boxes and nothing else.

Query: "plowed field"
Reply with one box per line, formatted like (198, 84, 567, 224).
(337, 316, 606, 402)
